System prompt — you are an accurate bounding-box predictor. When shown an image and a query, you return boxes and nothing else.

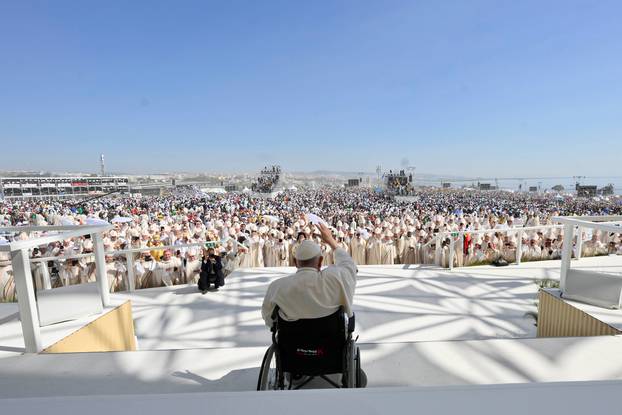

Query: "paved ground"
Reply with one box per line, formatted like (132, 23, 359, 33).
(2, 257, 570, 356)
(1, 256, 622, 398)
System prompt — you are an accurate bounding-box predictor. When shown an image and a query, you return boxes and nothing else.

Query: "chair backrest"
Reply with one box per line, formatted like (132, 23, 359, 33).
(274, 307, 347, 376)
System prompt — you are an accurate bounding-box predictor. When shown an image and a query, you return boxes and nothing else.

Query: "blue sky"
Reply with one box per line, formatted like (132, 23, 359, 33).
(1, 0, 621, 176)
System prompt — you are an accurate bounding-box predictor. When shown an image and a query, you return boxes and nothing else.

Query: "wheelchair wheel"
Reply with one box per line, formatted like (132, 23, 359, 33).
(257, 345, 280, 390)
(355, 347, 362, 388)
(342, 340, 357, 388)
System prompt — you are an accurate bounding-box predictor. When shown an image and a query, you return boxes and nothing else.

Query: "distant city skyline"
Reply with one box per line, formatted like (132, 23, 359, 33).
(2, 165, 620, 183)
(1, 1, 621, 176)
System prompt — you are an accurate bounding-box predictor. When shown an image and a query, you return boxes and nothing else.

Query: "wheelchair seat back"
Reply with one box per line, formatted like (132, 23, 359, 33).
(276, 308, 347, 376)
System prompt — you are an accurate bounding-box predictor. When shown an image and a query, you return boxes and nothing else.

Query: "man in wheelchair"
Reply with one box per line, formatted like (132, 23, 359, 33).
(258, 223, 365, 390)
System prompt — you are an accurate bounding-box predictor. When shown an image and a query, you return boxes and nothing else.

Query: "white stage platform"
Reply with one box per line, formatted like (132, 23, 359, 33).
(0, 259, 557, 356)
(0, 302, 121, 359)
(115, 255, 622, 350)
(1, 256, 622, 399)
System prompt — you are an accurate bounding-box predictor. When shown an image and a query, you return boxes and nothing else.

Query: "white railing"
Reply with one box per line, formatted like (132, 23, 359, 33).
(431, 224, 567, 270)
(435, 219, 622, 270)
(553, 215, 622, 292)
(27, 241, 215, 292)
(9, 221, 619, 295)
(0, 224, 113, 353)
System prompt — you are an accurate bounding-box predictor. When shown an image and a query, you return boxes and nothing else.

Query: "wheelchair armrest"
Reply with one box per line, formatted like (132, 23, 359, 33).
(348, 313, 355, 333)
(270, 306, 280, 333)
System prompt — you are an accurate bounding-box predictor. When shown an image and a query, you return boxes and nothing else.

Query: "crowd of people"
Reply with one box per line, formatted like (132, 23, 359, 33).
(1, 188, 621, 301)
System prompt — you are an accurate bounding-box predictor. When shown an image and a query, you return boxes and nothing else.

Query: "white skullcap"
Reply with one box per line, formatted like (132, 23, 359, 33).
(294, 240, 321, 261)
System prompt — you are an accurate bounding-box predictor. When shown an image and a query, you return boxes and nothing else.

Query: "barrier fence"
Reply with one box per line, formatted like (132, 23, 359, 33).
(428, 222, 622, 270)
(3, 222, 621, 304)
(27, 242, 210, 293)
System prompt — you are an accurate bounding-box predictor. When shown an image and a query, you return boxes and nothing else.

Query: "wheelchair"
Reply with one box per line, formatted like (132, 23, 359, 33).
(257, 306, 363, 390)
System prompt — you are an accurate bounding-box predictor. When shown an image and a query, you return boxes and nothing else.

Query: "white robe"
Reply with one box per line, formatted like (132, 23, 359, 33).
(350, 238, 366, 265)
(155, 258, 183, 286)
(0, 256, 15, 302)
(395, 236, 406, 264)
(106, 261, 126, 292)
(263, 239, 277, 267)
(365, 237, 383, 265)
(185, 259, 202, 284)
(401, 237, 418, 264)
(261, 248, 357, 326)
(250, 238, 264, 267)
(381, 241, 396, 265)
(31, 262, 49, 290)
(236, 246, 253, 269)
(275, 243, 289, 267)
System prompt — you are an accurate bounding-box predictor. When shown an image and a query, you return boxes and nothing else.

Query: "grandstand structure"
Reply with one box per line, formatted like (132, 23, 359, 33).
(382, 169, 418, 202)
(383, 170, 414, 196)
(250, 165, 282, 198)
(0, 176, 130, 200)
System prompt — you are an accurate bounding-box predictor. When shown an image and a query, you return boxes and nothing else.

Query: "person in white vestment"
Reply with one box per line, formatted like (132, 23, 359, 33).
(262, 223, 357, 324)
(380, 232, 396, 265)
(261, 223, 365, 387)
(184, 248, 202, 284)
(350, 232, 367, 265)
(401, 231, 418, 264)
(365, 229, 383, 265)
(155, 249, 183, 286)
